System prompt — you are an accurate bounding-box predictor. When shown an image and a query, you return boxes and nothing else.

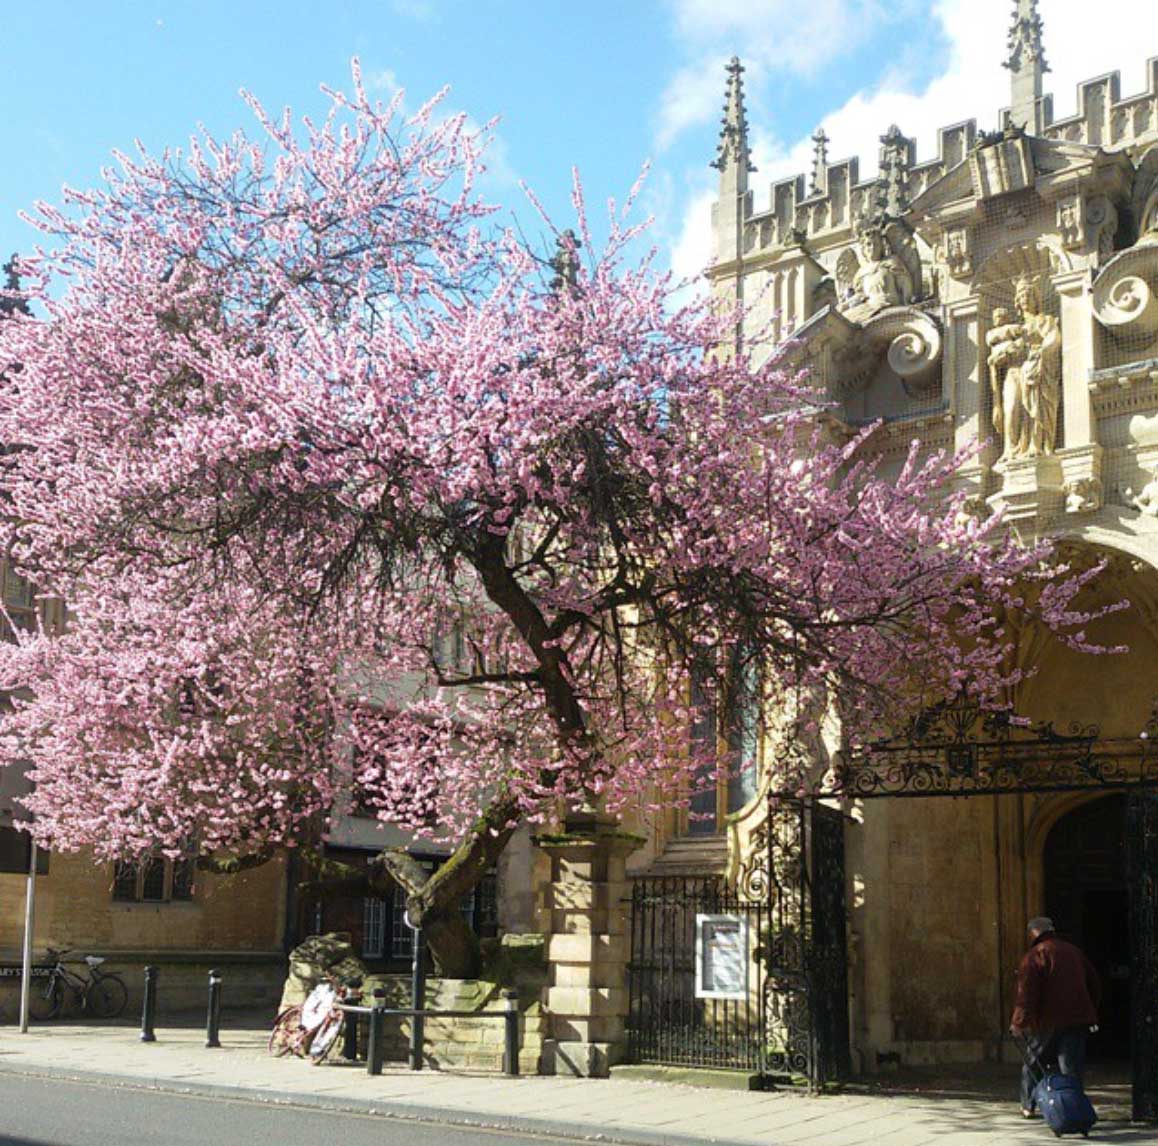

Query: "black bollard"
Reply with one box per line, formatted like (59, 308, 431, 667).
(366, 987, 386, 1076)
(502, 989, 520, 1077)
(205, 969, 222, 1048)
(140, 965, 158, 1043)
(342, 982, 362, 1061)
(409, 927, 426, 1072)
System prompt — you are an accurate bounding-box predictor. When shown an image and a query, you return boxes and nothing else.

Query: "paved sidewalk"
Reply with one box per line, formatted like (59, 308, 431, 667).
(0, 1020, 1151, 1146)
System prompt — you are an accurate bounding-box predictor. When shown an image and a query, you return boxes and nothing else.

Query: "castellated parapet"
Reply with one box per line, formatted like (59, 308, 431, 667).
(689, 4, 1158, 1095)
(713, 57, 1158, 262)
(710, 13, 1158, 543)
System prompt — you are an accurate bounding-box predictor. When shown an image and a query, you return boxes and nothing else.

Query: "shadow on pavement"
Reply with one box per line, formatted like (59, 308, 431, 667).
(0, 1007, 274, 1032)
(842, 1059, 1155, 1139)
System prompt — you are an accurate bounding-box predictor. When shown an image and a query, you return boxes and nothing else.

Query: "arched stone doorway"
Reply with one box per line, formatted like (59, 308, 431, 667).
(1043, 795, 1131, 1060)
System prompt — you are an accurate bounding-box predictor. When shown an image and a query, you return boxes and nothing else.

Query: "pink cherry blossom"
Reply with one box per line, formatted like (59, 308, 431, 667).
(0, 64, 1117, 873)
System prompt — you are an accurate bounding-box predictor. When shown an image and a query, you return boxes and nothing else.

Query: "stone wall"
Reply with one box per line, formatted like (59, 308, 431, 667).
(0, 848, 287, 957)
(355, 976, 547, 1074)
(849, 797, 1002, 1068)
(0, 847, 289, 1022)
(0, 951, 286, 1021)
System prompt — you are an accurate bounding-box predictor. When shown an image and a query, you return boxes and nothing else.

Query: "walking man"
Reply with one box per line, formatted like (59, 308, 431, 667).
(1010, 916, 1102, 1118)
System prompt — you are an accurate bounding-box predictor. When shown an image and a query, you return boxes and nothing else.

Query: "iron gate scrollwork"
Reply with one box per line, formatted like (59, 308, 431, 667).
(627, 875, 769, 1071)
(755, 799, 850, 1086)
(1128, 792, 1158, 1123)
(809, 802, 852, 1083)
(627, 799, 850, 1091)
(757, 799, 809, 1078)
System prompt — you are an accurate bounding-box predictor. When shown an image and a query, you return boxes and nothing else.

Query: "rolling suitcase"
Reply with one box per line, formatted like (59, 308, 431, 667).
(1014, 1033, 1097, 1139)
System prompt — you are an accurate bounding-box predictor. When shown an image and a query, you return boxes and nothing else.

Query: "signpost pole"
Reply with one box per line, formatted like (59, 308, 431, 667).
(18, 841, 37, 1033)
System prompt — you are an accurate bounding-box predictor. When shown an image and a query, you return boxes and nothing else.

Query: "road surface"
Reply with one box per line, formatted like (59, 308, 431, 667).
(0, 1074, 584, 1146)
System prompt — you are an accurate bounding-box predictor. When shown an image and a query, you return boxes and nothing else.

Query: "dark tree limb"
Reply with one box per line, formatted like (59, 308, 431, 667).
(195, 846, 275, 875)
(376, 794, 520, 977)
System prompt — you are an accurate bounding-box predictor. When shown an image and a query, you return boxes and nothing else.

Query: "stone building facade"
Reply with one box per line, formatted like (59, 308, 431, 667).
(623, 0, 1158, 1116)
(0, 847, 290, 1015)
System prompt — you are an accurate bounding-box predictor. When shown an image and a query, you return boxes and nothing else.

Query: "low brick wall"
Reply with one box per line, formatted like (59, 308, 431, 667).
(0, 950, 286, 1022)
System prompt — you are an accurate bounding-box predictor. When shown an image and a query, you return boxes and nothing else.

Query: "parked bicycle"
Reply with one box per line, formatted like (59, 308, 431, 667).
(268, 975, 358, 1064)
(25, 948, 129, 1021)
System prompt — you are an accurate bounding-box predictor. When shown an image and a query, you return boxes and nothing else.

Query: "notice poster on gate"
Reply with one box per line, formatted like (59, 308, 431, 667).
(695, 914, 749, 1000)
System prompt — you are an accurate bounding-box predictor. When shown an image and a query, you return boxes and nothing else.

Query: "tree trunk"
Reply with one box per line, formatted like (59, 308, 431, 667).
(372, 535, 597, 977)
(377, 795, 519, 977)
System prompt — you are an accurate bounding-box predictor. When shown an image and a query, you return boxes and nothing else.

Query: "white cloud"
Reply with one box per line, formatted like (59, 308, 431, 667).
(671, 0, 900, 76)
(669, 187, 716, 286)
(657, 0, 925, 148)
(663, 0, 1158, 277)
(367, 69, 403, 96)
(657, 59, 729, 151)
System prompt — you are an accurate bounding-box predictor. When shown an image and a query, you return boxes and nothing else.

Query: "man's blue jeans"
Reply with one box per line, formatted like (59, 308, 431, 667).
(1020, 1027, 1088, 1112)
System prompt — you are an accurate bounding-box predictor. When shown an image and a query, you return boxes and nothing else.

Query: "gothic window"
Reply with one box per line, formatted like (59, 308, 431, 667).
(687, 664, 718, 835)
(686, 647, 763, 835)
(112, 854, 196, 903)
(725, 646, 761, 814)
(362, 896, 388, 960)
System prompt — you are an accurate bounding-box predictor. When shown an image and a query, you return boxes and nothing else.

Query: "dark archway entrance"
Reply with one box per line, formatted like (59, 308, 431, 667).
(627, 693, 1158, 1118)
(1044, 795, 1131, 1060)
(792, 692, 1158, 1119)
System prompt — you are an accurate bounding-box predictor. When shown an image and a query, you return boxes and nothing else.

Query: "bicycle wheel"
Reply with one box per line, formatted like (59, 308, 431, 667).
(308, 1010, 344, 1064)
(86, 974, 128, 1019)
(268, 1005, 304, 1057)
(27, 976, 63, 1021)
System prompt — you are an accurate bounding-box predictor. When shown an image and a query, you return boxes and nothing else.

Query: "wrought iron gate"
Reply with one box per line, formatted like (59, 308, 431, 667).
(809, 803, 852, 1083)
(822, 692, 1158, 1121)
(627, 799, 850, 1089)
(752, 799, 850, 1085)
(1127, 792, 1158, 1122)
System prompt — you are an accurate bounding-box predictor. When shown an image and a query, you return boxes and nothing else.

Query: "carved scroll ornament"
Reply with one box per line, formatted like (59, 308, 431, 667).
(1093, 246, 1158, 339)
(862, 307, 943, 397)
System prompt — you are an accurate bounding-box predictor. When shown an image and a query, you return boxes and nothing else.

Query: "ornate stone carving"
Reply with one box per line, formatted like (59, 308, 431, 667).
(1057, 195, 1083, 250)
(846, 220, 921, 316)
(956, 495, 993, 528)
(877, 125, 914, 218)
(812, 276, 837, 311)
(834, 248, 860, 303)
(1125, 464, 1158, 517)
(862, 308, 943, 397)
(944, 227, 973, 278)
(1093, 246, 1158, 338)
(970, 130, 1035, 200)
(1142, 185, 1158, 246)
(1064, 476, 1103, 514)
(1086, 196, 1118, 263)
(987, 275, 1062, 461)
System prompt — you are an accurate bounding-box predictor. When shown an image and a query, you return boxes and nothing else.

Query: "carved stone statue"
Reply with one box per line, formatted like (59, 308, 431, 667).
(987, 276, 1062, 461)
(851, 224, 917, 311)
(1140, 184, 1158, 246)
(1125, 464, 1158, 517)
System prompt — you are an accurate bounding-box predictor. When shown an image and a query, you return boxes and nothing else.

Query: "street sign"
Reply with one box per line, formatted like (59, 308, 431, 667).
(0, 965, 50, 978)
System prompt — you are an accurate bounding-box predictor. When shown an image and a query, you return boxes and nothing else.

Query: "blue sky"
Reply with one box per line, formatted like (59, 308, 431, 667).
(3, 2, 1157, 279)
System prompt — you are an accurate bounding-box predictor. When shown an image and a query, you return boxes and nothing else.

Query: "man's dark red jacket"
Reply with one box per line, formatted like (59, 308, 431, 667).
(1011, 932, 1102, 1033)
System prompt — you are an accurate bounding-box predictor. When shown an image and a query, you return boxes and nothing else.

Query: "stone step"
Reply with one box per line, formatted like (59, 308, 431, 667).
(639, 835, 729, 876)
